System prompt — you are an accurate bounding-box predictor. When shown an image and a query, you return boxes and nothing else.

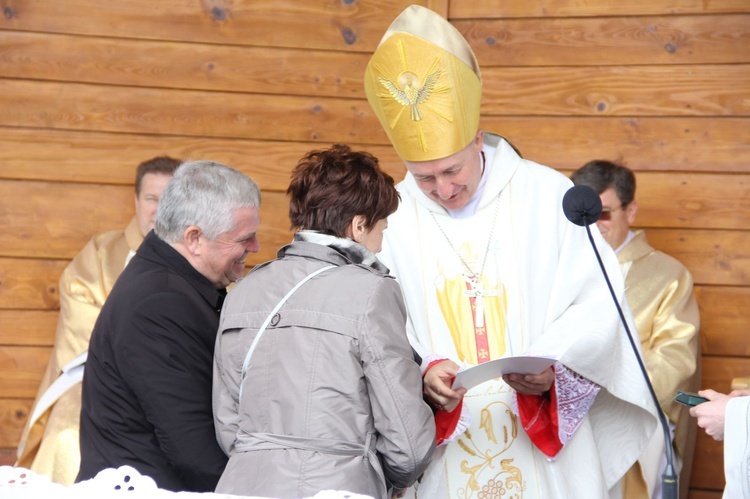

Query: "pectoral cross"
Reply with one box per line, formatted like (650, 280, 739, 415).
(463, 275, 498, 328)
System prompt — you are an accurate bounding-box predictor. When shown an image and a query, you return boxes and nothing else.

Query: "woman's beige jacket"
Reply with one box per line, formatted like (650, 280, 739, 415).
(213, 239, 435, 498)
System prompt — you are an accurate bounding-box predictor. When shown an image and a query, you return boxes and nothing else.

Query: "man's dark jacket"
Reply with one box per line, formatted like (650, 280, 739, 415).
(77, 231, 228, 491)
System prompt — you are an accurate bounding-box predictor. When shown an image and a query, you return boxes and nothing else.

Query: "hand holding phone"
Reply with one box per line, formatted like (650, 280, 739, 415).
(674, 390, 709, 407)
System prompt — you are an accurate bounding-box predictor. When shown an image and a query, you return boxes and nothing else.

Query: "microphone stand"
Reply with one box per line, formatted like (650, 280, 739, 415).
(581, 215, 678, 499)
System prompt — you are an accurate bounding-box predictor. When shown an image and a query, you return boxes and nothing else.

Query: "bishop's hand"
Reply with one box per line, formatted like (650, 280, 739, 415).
(503, 367, 554, 396)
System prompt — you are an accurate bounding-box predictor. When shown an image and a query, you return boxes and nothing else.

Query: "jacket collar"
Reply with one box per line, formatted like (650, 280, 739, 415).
(138, 230, 227, 310)
(278, 231, 390, 275)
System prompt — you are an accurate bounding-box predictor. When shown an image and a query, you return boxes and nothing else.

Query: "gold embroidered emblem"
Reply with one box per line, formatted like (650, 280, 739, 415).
(369, 39, 454, 153)
(456, 401, 525, 496)
(377, 68, 441, 122)
(480, 407, 498, 444)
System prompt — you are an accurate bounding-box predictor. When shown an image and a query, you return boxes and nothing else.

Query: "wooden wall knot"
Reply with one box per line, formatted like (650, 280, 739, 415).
(211, 7, 227, 22)
(341, 27, 357, 45)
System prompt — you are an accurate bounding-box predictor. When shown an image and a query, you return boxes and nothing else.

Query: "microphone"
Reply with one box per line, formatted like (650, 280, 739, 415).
(562, 185, 603, 226)
(562, 185, 678, 499)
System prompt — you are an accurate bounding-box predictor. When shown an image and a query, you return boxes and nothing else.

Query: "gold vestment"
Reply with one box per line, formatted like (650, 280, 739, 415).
(620, 230, 700, 498)
(15, 217, 143, 484)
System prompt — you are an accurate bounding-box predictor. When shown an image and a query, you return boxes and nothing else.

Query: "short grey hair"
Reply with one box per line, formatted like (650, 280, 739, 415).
(154, 160, 261, 243)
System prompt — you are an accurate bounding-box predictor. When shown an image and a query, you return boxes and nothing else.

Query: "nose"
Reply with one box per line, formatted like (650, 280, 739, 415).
(246, 236, 260, 253)
(434, 176, 453, 200)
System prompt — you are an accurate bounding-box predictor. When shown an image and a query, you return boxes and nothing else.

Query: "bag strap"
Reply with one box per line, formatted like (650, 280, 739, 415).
(239, 265, 336, 398)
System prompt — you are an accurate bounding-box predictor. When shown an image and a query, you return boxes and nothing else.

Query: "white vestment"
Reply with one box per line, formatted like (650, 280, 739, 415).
(379, 133, 659, 498)
(723, 396, 750, 498)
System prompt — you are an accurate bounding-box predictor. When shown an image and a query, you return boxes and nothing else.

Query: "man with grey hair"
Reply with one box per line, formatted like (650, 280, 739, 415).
(76, 161, 261, 492)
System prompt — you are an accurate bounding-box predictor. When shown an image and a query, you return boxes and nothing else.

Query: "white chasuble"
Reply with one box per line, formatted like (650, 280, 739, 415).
(418, 194, 542, 497)
(723, 396, 750, 498)
(380, 134, 659, 499)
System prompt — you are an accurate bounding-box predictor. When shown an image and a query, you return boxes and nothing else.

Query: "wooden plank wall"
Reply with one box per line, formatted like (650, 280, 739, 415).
(0, 1, 747, 496)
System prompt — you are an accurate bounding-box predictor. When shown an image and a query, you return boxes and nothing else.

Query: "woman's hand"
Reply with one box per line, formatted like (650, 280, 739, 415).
(423, 360, 466, 413)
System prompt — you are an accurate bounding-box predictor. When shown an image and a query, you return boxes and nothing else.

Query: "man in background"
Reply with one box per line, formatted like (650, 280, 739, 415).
(77, 161, 261, 491)
(572, 160, 700, 498)
(16, 156, 181, 484)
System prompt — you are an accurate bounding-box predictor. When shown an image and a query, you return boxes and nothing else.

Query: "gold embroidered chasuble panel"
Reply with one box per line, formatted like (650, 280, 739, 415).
(414, 194, 543, 498)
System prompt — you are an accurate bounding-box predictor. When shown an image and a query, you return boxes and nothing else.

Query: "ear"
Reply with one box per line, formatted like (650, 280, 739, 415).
(182, 226, 203, 256)
(626, 199, 638, 225)
(474, 129, 485, 150)
(349, 215, 367, 243)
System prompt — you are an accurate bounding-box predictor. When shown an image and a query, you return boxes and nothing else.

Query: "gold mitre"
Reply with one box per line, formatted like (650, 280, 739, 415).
(364, 4, 482, 162)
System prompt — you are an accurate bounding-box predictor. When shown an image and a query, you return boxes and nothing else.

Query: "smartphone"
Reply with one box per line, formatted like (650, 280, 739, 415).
(674, 390, 709, 407)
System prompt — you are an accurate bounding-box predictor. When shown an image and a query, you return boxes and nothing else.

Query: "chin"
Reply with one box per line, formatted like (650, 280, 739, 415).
(231, 266, 246, 280)
(440, 199, 468, 211)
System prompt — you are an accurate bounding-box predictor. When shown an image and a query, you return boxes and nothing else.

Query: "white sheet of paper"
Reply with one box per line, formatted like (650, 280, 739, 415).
(452, 356, 557, 390)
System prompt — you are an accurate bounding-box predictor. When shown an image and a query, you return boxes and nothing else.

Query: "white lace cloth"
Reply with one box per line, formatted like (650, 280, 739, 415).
(507, 360, 601, 460)
(0, 466, 374, 499)
(551, 361, 600, 447)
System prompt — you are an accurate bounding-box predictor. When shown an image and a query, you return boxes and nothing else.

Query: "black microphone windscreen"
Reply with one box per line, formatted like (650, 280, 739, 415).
(562, 185, 603, 226)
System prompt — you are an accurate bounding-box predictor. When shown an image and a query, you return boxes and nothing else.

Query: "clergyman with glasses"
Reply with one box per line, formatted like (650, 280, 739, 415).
(572, 159, 700, 498)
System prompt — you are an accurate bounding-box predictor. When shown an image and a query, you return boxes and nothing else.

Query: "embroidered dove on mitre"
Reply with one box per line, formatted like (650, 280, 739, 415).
(378, 69, 441, 122)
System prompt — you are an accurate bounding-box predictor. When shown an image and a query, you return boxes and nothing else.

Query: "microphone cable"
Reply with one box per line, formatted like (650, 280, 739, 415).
(563, 185, 678, 499)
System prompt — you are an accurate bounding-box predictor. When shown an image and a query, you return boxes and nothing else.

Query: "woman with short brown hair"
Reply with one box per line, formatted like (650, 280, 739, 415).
(213, 144, 435, 499)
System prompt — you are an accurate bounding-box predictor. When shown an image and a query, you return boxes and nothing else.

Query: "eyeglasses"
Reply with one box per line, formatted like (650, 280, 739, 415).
(599, 205, 624, 221)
